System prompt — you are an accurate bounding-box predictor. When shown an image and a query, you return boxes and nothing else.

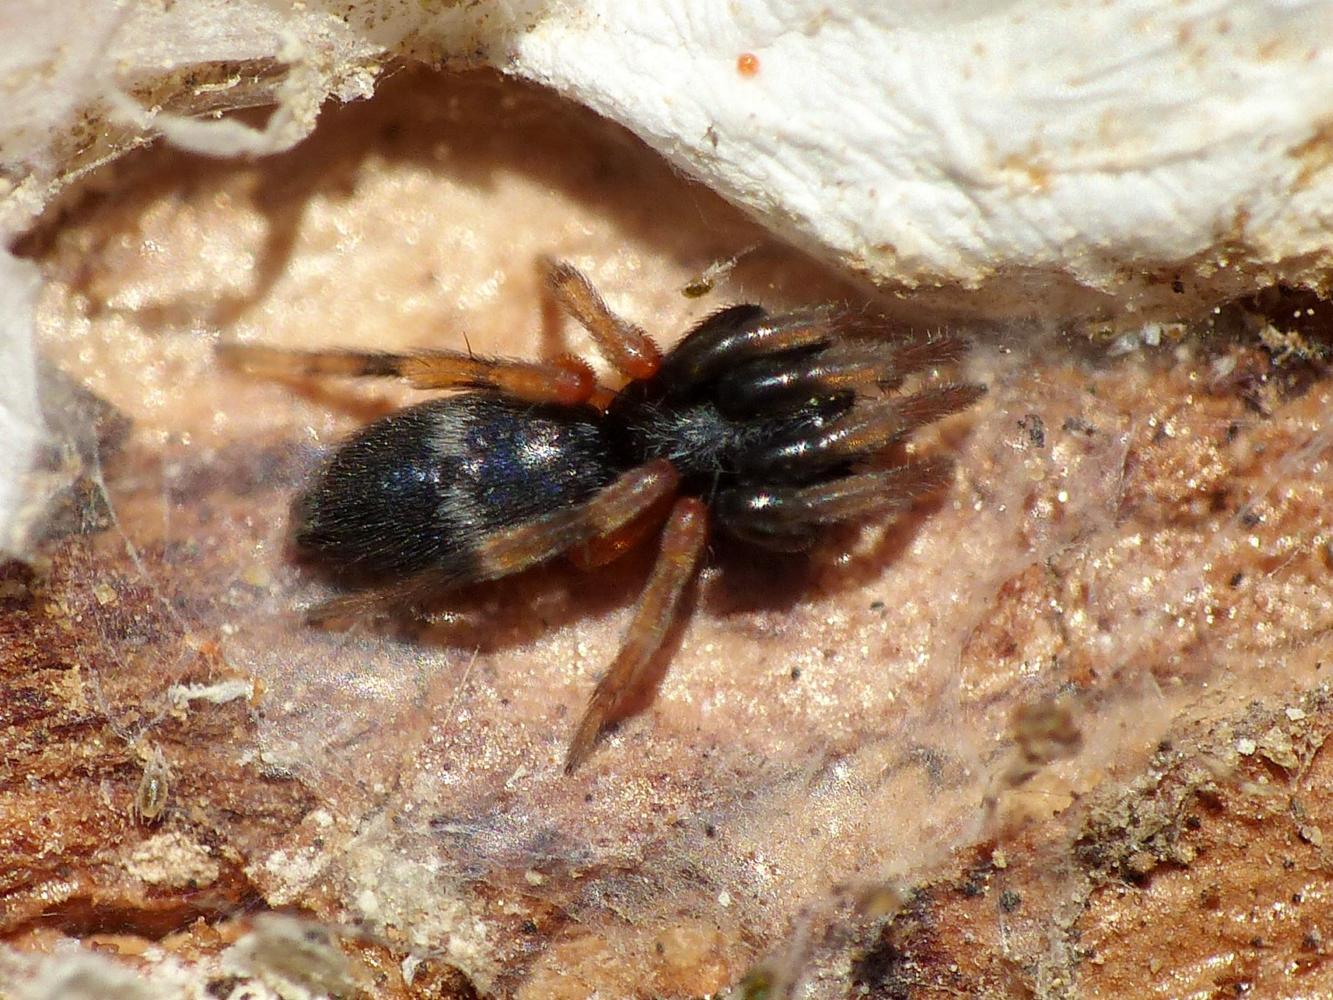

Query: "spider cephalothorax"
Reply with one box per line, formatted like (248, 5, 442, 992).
(221, 261, 982, 770)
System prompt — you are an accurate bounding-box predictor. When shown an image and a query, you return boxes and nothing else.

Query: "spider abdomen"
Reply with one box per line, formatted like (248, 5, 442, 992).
(293, 395, 615, 579)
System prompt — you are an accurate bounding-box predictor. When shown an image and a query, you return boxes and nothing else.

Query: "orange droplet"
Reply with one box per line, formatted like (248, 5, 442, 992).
(737, 52, 760, 78)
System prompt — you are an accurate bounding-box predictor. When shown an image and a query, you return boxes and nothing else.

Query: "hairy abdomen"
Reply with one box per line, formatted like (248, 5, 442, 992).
(294, 396, 614, 579)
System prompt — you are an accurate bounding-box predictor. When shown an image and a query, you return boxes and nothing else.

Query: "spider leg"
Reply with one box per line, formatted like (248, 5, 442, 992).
(741, 383, 985, 477)
(657, 304, 845, 393)
(717, 458, 954, 540)
(539, 258, 663, 380)
(568, 485, 677, 570)
(718, 522, 819, 552)
(565, 496, 708, 773)
(217, 343, 597, 405)
(307, 460, 680, 624)
(716, 331, 967, 414)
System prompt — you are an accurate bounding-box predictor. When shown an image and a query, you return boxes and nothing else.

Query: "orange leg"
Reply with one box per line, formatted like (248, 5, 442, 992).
(469, 461, 679, 583)
(217, 343, 597, 406)
(539, 258, 663, 381)
(567, 485, 677, 571)
(565, 497, 708, 773)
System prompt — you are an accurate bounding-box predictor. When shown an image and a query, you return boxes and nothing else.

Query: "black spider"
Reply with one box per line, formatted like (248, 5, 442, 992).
(220, 260, 983, 771)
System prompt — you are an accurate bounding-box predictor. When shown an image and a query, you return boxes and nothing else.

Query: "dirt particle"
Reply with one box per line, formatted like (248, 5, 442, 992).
(1018, 413, 1046, 447)
(1126, 851, 1157, 879)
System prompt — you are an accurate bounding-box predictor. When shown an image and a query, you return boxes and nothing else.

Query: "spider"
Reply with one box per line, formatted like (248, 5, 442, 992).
(219, 260, 983, 772)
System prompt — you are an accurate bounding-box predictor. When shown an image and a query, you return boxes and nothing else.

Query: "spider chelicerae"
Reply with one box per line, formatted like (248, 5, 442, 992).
(220, 260, 983, 771)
